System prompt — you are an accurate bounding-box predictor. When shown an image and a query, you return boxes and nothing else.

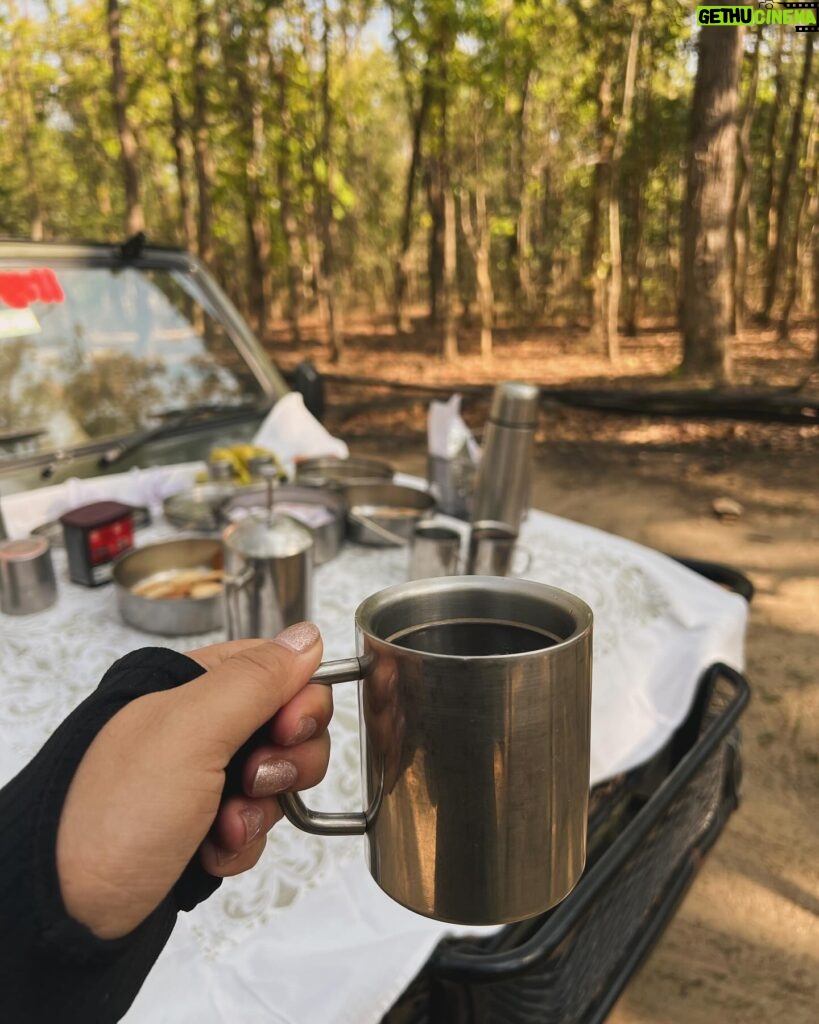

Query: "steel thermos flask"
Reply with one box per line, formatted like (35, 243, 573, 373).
(472, 381, 540, 532)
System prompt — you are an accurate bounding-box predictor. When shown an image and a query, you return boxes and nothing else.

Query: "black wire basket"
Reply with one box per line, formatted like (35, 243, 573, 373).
(383, 559, 752, 1024)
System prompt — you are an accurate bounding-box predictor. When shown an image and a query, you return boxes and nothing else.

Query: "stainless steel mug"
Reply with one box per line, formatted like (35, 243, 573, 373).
(408, 522, 463, 580)
(0, 537, 58, 614)
(222, 513, 313, 639)
(467, 520, 531, 576)
(280, 576, 593, 925)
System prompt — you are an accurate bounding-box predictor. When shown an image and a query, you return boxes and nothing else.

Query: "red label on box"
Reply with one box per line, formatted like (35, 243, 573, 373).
(87, 518, 134, 566)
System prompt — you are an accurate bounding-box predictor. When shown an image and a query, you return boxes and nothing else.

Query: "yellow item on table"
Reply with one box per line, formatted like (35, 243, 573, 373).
(196, 445, 287, 486)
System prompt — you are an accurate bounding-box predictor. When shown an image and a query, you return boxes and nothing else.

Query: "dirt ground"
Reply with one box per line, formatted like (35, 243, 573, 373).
(344, 410, 819, 1023)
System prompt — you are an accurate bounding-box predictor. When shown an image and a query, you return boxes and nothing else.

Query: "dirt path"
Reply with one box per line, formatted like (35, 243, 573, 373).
(352, 418, 819, 1023)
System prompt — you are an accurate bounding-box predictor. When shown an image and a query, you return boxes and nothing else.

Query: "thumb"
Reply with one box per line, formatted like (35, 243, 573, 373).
(174, 623, 323, 759)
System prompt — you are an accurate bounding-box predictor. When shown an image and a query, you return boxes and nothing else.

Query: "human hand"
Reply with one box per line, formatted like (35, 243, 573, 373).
(56, 623, 330, 939)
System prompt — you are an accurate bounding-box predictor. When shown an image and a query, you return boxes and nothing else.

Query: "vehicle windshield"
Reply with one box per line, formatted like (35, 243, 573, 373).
(0, 261, 270, 459)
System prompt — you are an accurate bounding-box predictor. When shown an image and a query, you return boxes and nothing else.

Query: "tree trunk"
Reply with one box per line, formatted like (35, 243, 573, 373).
(507, 70, 532, 313)
(586, 63, 614, 338)
(394, 68, 432, 333)
(270, 65, 303, 344)
(244, 37, 273, 343)
(623, 176, 644, 337)
(442, 185, 458, 360)
(320, 0, 343, 361)
(168, 67, 196, 251)
(461, 187, 494, 358)
(759, 33, 786, 322)
(763, 33, 814, 323)
(777, 109, 818, 342)
(814, 197, 819, 361)
(192, 1, 215, 270)
(680, 6, 743, 381)
(107, 0, 144, 235)
(425, 25, 453, 327)
(732, 27, 761, 333)
(607, 19, 641, 362)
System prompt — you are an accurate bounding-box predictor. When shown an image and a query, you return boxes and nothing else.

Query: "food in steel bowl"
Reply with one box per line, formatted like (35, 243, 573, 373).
(130, 568, 224, 600)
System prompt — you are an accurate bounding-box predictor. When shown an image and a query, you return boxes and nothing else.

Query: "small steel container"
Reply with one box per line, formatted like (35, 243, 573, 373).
(0, 537, 58, 615)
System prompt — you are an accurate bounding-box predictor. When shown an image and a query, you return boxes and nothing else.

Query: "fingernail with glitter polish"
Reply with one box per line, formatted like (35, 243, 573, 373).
(240, 805, 265, 844)
(286, 716, 317, 746)
(251, 758, 298, 797)
(273, 622, 320, 654)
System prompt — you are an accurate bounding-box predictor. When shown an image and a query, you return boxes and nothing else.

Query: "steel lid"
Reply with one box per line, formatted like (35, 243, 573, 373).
(223, 512, 313, 559)
(488, 381, 540, 427)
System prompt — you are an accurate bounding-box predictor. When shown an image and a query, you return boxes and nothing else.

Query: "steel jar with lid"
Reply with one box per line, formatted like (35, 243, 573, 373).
(222, 513, 314, 639)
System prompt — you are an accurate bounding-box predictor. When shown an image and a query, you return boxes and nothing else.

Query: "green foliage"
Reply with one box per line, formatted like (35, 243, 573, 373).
(0, 1, 815, 330)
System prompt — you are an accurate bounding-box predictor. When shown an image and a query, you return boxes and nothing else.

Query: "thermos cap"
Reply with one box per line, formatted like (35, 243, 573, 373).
(489, 381, 540, 427)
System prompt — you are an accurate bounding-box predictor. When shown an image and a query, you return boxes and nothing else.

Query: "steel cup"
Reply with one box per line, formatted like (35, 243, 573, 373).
(0, 537, 57, 615)
(408, 522, 463, 580)
(280, 576, 593, 925)
(467, 520, 531, 576)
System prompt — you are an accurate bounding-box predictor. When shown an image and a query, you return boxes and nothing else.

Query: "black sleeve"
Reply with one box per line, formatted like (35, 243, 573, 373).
(0, 647, 222, 1024)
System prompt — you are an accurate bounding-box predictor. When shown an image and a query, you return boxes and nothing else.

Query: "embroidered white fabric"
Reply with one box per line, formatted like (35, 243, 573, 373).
(0, 504, 747, 1024)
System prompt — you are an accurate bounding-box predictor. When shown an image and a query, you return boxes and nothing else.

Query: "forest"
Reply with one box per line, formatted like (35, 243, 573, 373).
(0, 1, 817, 382)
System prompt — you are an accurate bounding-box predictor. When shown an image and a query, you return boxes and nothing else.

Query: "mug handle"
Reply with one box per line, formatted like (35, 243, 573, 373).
(278, 656, 371, 836)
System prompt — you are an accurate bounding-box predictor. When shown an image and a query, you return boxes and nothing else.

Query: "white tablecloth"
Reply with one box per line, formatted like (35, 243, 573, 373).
(0, 508, 747, 1023)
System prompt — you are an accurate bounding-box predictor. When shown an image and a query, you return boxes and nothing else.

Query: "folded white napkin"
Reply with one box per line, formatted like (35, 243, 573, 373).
(0, 462, 204, 539)
(253, 392, 348, 477)
(427, 393, 480, 461)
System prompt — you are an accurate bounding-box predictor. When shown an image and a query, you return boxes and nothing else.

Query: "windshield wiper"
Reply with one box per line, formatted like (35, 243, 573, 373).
(97, 401, 267, 470)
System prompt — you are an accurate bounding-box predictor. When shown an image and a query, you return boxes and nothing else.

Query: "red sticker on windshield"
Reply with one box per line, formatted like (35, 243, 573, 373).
(0, 269, 65, 309)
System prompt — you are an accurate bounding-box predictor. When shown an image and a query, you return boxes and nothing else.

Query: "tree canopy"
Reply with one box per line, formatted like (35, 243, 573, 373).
(1, 1, 816, 371)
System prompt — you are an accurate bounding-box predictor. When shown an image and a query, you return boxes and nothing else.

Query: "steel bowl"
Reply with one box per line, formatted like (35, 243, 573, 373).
(296, 456, 393, 489)
(222, 484, 345, 565)
(163, 484, 237, 531)
(341, 483, 436, 546)
(113, 537, 224, 636)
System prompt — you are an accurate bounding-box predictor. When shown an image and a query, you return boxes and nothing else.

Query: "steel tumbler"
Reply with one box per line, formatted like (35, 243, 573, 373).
(279, 576, 593, 925)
